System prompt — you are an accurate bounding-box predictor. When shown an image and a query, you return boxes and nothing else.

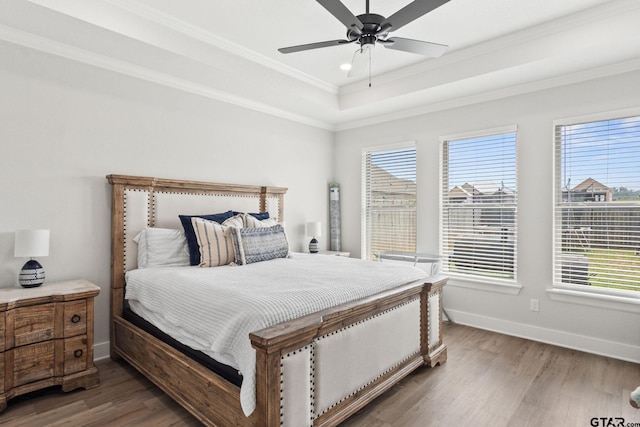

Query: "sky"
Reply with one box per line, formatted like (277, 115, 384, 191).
(560, 116, 640, 193)
(446, 132, 517, 191)
(370, 147, 416, 182)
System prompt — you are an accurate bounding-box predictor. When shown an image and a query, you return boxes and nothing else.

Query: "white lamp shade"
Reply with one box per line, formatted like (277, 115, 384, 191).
(306, 222, 321, 237)
(14, 229, 50, 258)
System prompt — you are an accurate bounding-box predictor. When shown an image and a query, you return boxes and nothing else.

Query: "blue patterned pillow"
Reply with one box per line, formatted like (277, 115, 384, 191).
(230, 224, 289, 265)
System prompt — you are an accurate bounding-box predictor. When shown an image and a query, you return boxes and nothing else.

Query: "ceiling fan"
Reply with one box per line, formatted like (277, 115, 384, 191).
(278, 0, 451, 79)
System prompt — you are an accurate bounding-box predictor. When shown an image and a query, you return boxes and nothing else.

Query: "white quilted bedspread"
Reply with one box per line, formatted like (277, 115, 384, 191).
(125, 252, 427, 416)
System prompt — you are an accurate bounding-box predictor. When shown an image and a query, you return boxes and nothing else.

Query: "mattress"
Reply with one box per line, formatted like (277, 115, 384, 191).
(125, 252, 428, 416)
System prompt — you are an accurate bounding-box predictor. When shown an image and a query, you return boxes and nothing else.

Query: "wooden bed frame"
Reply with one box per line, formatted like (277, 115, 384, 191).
(107, 174, 447, 427)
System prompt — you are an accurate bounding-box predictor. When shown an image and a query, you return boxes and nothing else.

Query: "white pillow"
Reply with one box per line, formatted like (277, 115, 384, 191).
(243, 214, 278, 228)
(133, 228, 190, 269)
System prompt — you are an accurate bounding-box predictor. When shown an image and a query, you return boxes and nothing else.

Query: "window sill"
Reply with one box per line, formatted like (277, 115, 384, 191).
(446, 274, 522, 295)
(546, 286, 640, 313)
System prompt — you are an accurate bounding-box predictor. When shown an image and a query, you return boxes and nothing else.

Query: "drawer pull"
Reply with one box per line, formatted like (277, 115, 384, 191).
(71, 314, 81, 323)
(74, 349, 83, 358)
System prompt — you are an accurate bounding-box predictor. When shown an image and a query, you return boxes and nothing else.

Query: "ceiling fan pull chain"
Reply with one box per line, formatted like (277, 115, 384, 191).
(369, 47, 372, 87)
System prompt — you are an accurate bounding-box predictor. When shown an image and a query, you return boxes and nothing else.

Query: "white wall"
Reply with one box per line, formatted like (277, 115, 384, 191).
(334, 70, 640, 362)
(0, 41, 334, 359)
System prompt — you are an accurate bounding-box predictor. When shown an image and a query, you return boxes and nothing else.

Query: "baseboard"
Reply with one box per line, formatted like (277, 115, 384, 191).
(93, 340, 111, 361)
(446, 309, 640, 363)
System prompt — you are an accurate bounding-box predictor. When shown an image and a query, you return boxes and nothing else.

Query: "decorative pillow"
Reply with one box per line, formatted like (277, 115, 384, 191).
(179, 211, 236, 265)
(223, 213, 245, 229)
(243, 214, 278, 228)
(233, 211, 270, 221)
(191, 217, 240, 267)
(230, 224, 289, 265)
(133, 228, 190, 269)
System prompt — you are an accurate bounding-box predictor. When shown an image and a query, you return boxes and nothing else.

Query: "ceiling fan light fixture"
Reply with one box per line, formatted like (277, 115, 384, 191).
(340, 63, 352, 71)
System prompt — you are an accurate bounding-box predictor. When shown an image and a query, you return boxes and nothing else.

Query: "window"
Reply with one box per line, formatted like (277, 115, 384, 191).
(554, 114, 640, 293)
(440, 127, 518, 281)
(361, 144, 416, 261)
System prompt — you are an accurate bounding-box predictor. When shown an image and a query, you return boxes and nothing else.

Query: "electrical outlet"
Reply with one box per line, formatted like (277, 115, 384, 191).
(530, 299, 539, 312)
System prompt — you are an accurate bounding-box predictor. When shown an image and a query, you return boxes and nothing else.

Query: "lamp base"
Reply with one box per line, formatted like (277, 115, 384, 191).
(19, 259, 45, 288)
(309, 238, 319, 253)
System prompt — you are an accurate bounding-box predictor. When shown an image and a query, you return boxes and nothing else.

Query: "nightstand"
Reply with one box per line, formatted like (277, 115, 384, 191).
(0, 279, 100, 412)
(317, 250, 351, 257)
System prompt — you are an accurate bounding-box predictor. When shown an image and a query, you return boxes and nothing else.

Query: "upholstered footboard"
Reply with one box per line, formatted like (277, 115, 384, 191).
(251, 277, 447, 427)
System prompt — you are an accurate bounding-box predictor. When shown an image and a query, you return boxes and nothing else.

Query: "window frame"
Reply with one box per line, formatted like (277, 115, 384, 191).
(550, 108, 640, 311)
(439, 125, 519, 288)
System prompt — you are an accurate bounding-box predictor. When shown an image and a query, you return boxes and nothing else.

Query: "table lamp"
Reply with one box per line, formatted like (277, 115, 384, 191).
(306, 221, 321, 253)
(14, 229, 50, 288)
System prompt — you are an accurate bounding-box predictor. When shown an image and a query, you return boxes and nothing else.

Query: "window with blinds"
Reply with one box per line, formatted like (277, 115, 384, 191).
(440, 128, 518, 281)
(361, 144, 416, 261)
(553, 114, 640, 293)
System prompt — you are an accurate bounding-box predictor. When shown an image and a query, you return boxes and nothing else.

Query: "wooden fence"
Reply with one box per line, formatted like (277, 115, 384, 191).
(562, 206, 640, 251)
(368, 208, 416, 260)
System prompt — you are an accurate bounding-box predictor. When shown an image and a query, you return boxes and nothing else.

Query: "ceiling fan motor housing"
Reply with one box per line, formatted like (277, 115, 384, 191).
(348, 13, 385, 46)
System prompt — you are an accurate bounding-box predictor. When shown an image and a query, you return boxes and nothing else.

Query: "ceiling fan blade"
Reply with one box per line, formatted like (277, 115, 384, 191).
(381, 0, 451, 32)
(317, 0, 364, 34)
(383, 37, 448, 57)
(347, 44, 372, 78)
(278, 39, 353, 54)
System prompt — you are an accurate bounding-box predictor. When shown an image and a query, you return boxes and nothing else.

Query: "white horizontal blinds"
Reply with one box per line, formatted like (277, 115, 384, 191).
(554, 115, 640, 292)
(441, 131, 517, 280)
(362, 145, 416, 261)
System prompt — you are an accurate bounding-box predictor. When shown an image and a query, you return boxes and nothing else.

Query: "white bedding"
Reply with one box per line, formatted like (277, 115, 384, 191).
(125, 252, 428, 416)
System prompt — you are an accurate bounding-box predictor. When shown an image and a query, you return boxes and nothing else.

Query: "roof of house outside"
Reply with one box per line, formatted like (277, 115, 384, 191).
(571, 177, 610, 192)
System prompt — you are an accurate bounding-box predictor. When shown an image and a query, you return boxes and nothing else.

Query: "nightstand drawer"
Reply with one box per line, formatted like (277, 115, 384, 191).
(13, 341, 55, 387)
(64, 335, 88, 375)
(63, 300, 87, 337)
(14, 303, 55, 347)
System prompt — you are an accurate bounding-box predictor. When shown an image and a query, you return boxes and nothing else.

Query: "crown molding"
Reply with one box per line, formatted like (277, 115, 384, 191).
(0, 24, 334, 131)
(98, 0, 339, 95)
(335, 58, 640, 131)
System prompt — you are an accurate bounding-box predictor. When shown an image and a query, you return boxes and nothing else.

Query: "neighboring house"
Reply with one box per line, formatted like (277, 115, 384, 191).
(448, 185, 473, 203)
(370, 164, 416, 206)
(448, 181, 516, 204)
(562, 178, 613, 202)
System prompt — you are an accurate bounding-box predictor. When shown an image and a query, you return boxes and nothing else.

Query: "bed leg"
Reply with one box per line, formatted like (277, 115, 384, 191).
(422, 278, 447, 368)
(254, 347, 282, 427)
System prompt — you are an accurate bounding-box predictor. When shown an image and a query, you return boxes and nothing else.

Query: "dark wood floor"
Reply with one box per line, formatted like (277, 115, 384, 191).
(2, 323, 639, 426)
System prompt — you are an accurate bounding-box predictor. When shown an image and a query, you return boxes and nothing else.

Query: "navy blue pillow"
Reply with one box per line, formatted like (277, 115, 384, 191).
(179, 211, 236, 265)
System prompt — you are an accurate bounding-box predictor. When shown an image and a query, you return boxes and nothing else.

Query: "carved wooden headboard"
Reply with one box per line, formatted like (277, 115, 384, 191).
(106, 174, 287, 332)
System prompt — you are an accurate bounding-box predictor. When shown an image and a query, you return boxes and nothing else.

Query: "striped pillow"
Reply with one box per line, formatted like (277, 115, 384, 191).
(191, 216, 243, 267)
(230, 224, 289, 265)
(224, 213, 245, 229)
